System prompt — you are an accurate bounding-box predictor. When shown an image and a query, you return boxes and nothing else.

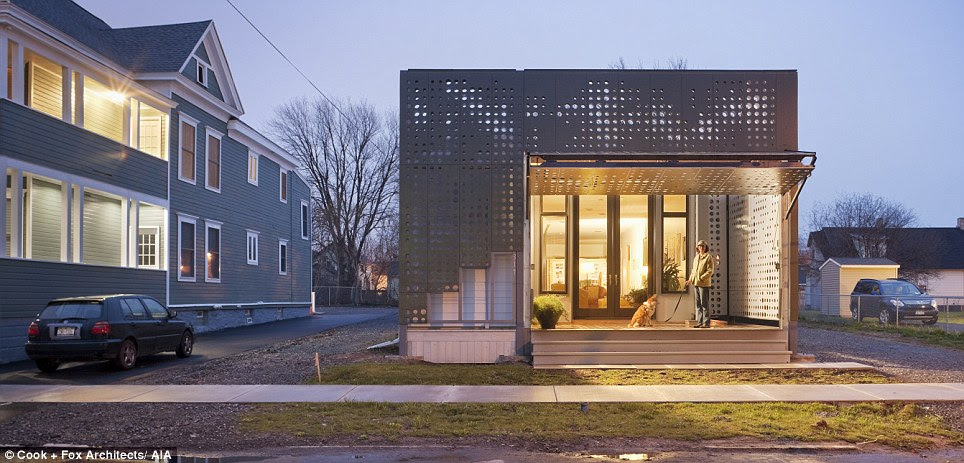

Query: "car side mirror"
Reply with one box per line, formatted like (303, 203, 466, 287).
(169, 310, 177, 318)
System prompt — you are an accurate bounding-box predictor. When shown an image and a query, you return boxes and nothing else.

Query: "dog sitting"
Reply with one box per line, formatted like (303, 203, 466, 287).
(628, 294, 658, 327)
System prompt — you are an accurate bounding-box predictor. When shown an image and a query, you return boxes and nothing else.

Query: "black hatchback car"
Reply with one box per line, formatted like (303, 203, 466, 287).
(25, 295, 194, 372)
(849, 279, 939, 325)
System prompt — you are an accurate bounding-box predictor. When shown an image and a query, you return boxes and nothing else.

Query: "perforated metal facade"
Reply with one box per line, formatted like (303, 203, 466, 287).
(400, 70, 801, 326)
(727, 195, 783, 320)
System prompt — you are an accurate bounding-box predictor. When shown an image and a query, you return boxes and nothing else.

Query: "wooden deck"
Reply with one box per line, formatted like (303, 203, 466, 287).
(555, 319, 777, 330)
(532, 319, 790, 368)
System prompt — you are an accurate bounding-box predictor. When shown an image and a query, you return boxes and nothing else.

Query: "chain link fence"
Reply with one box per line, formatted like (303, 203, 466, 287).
(800, 291, 964, 332)
(312, 286, 398, 307)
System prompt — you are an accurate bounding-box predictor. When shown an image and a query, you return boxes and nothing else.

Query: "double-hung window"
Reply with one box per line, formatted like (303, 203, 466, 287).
(279, 169, 288, 203)
(205, 129, 223, 193)
(205, 220, 222, 283)
(247, 153, 259, 185)
(196, 60, 210, 87)
(177, 214, 197, 282)
(246, 230, 259, 265)
(279, 239, 288, 275)
(178, 114, 199, 184)
(300, 200, 309, 240)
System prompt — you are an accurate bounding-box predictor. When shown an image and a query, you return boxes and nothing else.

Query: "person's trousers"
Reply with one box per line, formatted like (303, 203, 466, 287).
(694, 286, 710, 326)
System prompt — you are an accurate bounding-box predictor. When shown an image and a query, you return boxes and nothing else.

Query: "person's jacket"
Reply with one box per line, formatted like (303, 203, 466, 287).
(689, 252, 714, 287)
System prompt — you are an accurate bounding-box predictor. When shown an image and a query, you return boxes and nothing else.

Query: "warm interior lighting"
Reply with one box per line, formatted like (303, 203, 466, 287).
(105, 90, 125, 103)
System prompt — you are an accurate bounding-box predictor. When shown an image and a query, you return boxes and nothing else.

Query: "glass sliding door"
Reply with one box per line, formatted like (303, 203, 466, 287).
(574, 195, 609, 317)
(573, 195, 653, 319)
(617, 195, 650, 315)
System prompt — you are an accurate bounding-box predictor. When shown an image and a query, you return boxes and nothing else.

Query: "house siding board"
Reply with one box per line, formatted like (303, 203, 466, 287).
(0, 259, 165, 319)
(168, 94, 308, 306)
(0, 101, 166, 198)
(180, 54, 225, 102)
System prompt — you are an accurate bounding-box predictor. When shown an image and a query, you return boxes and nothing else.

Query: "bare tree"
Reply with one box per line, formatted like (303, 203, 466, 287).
(809, 193, 937, 281)
(271, 99, 399, 299)
(608, 56, 689, 70)
(360, 211, 398, 294)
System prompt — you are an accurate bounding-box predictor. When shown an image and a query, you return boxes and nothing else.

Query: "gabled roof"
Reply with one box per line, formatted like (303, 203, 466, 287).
(809, 227, 964, 270)
(10, 0, 210, 73)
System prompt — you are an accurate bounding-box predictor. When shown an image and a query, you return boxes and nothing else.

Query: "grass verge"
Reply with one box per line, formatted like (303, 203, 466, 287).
(799, 310, 964, 350)
(308, 362, 891, 385)
(240, 402, 962, 449)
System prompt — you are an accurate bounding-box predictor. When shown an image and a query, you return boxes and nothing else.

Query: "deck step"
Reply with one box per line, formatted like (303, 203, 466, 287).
(533, 339, 788, 353)
(532, 351, 793, 368)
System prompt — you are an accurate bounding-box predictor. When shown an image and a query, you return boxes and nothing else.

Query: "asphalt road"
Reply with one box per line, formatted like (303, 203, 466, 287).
(0, 307, 395, 386)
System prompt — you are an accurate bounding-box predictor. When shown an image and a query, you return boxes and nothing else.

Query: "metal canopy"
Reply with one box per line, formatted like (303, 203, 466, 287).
(529, 160, 813, 195)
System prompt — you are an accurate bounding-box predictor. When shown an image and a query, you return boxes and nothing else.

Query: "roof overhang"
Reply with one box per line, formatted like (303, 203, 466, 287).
(528, 151, 815, 196)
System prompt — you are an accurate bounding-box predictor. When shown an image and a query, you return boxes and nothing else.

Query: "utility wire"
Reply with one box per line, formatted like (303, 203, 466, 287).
(224, 0, 350, 121)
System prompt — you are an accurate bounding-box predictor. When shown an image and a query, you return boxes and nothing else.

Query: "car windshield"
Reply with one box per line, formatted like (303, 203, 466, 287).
(39, 302, 104, 320)
(879, 281, 923, 296)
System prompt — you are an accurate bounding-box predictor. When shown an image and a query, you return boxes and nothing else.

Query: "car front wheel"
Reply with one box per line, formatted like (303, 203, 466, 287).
(35, 359, 60, 373)
(878, 309, 892, 325)
(113, 339, 137, 370)
(175, 331, 193, 358)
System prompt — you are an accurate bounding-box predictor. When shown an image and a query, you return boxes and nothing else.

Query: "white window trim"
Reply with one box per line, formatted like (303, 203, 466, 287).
(177, 213, 197, 282)
(204, 219, 222, 283)
(300, 200, 310, 240)
(204, 128, 224, 193)
(279, 168, 288, 203)
(137, 225, 161, 270)
(246, 229, 260, 265)
(247, 152, 259, 186)
(177, 113, 200, 185)
(279, 239, 288, 275)
(196, 59, 210, 88)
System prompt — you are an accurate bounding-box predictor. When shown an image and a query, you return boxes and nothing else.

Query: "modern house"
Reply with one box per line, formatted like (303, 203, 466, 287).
(399, 69, 814, 367)
(0, 0, 311, 364)
(806, 219, 964, 308)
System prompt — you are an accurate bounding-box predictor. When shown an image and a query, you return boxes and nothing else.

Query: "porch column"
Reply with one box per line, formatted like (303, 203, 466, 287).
(120, 198, 129, 267)
(73, 72, 84, 127)
(72, 185, 83, 262)
(61, 65, 72, 124)
(61, 181, 71, 262)
(123, 97, 132, 147)
(10, 40, 23, 104)
(0, 34, 9, 100)
(130, 200, 139, 268)
(782, 185, 800, 354)
(9, 168, 22, 258)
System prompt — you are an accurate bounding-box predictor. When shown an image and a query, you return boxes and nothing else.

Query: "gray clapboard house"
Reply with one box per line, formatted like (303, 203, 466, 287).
(0, 0, 311, 363)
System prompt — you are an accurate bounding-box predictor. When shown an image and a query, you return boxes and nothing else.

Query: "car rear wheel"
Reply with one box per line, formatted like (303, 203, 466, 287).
(175, 331, 193, 358)
(35, 359, 60, 373)
(878, 309, 892, 325)
(113, 339, 137, 370)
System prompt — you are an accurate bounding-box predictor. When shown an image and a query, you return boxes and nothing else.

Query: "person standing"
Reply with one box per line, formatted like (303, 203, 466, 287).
(685, 240, 714, 328)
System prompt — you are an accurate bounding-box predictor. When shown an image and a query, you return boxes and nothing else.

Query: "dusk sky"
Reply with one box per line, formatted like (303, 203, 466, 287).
(78, 0, 964, 230)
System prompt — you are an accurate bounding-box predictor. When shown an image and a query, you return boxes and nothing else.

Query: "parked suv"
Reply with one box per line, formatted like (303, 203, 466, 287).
(24, 295, 194, 372)
(849, 279, 939, 325)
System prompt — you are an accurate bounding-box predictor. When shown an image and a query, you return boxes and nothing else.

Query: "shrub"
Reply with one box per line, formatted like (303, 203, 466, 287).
(532, 295, 565, 329)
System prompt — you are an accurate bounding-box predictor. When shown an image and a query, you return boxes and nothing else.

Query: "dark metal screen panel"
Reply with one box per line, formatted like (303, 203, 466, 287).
(426, 165, 460, 291)
(491, 165, 524, 252)
(399, 165, 428, 293)
(459, 165, 491, 267)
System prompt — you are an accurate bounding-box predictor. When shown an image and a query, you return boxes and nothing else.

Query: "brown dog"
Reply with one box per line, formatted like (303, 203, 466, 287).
(628, 294, 658, 327)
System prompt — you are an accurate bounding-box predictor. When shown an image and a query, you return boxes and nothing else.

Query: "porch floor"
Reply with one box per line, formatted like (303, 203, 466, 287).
(555, 319, 778, 330)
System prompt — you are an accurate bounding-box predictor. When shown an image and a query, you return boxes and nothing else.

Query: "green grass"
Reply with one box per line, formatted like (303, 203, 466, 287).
(799, 310, 964, 350)
(240, 402, 962, 449)
(308, 362, 892, 386)
(938, 311, 964, 325)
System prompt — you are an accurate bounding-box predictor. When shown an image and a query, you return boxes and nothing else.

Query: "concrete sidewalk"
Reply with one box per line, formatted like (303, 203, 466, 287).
(2, 383, 962, 404)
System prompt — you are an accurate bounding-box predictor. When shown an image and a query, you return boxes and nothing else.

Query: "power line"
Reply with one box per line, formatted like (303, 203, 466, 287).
(224, 0, 349, 121)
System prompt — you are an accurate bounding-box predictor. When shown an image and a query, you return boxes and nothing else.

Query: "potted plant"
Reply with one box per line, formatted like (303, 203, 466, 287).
(532, 295, 565, 329)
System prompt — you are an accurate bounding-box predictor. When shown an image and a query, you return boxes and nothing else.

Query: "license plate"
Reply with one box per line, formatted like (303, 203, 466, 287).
(915, 310, 925, 315)
(56, 326, 76, 336)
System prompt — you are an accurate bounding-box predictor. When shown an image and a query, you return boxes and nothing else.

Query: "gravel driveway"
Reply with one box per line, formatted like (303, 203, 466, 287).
(797, 326, 964, 383)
